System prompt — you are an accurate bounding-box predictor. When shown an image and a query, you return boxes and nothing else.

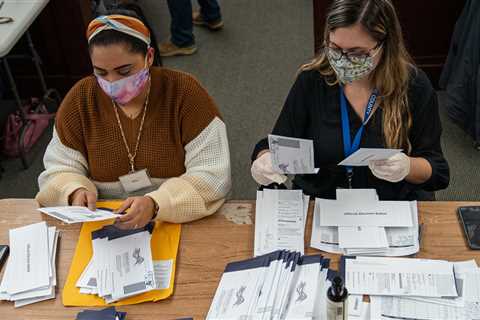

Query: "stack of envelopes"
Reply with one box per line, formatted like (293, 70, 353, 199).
(341, 256, 480, 320)
(254, 189, 309, 256)
(0, 221, 59, 307)
(311, 189, 420, 256)
(76, 222, 157, 303)
(207, 250, 335, 320)
(76, 306, 127, 319)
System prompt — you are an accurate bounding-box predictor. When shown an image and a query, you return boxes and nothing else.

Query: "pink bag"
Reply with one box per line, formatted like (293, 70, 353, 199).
(2, 97, 55, 158)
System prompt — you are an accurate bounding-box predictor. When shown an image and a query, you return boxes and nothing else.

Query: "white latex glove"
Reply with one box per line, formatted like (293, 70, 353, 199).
(368, 152, 411, 183)
(251, 152, 288, 186)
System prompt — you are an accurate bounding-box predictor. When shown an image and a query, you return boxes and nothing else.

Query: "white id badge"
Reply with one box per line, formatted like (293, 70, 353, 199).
(119, 169, 153, 194)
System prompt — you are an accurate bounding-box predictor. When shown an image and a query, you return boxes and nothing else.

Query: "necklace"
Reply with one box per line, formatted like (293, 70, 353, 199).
(112, 79, 151, 173)
(123, 107, 143, 119)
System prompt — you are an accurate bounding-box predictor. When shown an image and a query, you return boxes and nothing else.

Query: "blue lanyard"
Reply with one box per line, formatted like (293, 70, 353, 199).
(340, 86, 378, 186)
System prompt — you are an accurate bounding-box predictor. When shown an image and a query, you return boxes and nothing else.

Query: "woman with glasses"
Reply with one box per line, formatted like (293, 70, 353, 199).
(250, 0, 449, 200)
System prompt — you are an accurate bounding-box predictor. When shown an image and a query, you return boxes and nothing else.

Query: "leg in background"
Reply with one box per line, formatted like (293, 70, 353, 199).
(166, 0, 195, 47)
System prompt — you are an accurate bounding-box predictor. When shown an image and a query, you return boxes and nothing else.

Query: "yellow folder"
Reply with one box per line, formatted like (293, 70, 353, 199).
(62, 201, 181, 306)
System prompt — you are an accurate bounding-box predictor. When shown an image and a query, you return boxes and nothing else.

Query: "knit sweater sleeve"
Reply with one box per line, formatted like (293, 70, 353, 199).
(36, 79, 97, 206)
(36, 128, 97, 206)
(146, 75, 231, 223)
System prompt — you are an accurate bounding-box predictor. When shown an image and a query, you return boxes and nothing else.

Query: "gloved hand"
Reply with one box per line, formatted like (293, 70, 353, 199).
(368, 152, 411, 183)
(251, 151, 288, 186)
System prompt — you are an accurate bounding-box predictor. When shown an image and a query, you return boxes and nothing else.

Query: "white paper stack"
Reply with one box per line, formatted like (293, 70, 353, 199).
(342, 256, 480, 320)
(38, 206, 121, 224)
(254, 189, 309, 256)
(348, 295, 371, 320)
(0, 222, 60, 307)
(75, 222, 173, 303)
(310, 189, 420, 256)
(207, 250, 334, 320)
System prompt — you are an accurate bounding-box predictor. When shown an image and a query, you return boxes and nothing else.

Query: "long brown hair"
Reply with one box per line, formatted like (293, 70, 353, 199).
(302, 0, 414, 152)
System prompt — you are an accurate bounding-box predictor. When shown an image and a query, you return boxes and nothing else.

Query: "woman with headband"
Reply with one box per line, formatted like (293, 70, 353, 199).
(36, 14, 232, 229)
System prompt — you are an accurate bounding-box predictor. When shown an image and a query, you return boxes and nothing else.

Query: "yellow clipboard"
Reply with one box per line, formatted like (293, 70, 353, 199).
(62, 201, 181, 306)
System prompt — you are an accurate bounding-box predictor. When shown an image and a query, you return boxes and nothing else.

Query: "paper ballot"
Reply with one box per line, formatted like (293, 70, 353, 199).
(254, 189, 308, 256)
(343, 258, 480, 320)
(38, 206, 121, 224)
(268, 134, 317, 174)
(343, 256, 458, 298)
(368, 260, 480, 320)
(338, 148, 402, 166)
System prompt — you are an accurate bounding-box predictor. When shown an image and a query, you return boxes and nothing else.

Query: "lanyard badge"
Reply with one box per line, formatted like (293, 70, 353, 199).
(119, 168, 153, 194)
(113, 79, 154, 194)
(340, 86, 378, 188)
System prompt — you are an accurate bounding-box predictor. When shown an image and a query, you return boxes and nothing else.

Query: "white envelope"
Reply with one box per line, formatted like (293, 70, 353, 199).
(338, 226, 388, 249)
(318, 199, 413, 227)
(110, 231, 156, 300)
(7, 222, 50, 295)
(338, 148, 402, 166)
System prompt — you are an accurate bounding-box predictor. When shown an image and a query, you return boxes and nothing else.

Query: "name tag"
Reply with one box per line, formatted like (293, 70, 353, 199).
(119, 169, 153, 194)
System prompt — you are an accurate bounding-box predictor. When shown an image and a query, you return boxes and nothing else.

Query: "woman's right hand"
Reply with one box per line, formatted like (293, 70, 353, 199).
(69, 188, 97, 211)
(251, 151, 288, 186)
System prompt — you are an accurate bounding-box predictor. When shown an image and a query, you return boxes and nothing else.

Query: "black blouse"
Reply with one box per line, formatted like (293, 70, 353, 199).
(252, 68, 450, 200)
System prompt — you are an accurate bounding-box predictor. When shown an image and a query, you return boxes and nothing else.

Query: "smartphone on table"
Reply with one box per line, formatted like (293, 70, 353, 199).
(458, 206, 480, 249)
(0, 245, 9, 271)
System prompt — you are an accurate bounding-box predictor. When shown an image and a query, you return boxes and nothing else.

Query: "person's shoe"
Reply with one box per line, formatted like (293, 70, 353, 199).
(159, 40, 197, 57)
(192, 11, 224, 30)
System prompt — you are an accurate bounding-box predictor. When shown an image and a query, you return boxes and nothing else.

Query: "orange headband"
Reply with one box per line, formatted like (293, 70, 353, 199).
(86, 15, 151, 45)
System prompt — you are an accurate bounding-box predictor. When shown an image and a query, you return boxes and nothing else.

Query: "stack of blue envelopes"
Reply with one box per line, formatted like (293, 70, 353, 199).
(76, 307, 126, 320)
(207, 250, 336, 319)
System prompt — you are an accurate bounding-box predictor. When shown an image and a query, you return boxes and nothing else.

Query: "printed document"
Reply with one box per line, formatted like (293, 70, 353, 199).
(268, 134, 317, 174)
(38, 206, 121, 224)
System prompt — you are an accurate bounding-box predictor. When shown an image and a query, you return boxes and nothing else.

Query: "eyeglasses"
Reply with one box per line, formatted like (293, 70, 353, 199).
(326, 42, 383, 65)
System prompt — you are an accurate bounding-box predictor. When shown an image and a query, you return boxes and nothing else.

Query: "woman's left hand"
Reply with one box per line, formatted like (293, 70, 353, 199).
(368, 152, 411, 183)
(114, 196, 156, 229)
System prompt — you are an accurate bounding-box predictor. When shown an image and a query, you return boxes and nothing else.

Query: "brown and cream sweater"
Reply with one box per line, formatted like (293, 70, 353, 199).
(36, 67, 231, 223)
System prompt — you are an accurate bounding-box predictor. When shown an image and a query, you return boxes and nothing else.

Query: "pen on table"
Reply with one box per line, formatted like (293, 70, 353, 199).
(0, 1, 4, 11)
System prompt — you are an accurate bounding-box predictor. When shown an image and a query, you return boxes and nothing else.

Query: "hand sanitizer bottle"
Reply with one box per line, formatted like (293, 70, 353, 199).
(326, 276, 348, 320)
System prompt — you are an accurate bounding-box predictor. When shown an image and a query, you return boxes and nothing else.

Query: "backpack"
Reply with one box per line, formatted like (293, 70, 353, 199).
(1, 89, 60, 168)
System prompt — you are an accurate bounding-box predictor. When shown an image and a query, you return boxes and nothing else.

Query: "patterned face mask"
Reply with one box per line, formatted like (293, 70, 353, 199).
(327, 45, 381, 84)
(96, 57, 150, 105)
